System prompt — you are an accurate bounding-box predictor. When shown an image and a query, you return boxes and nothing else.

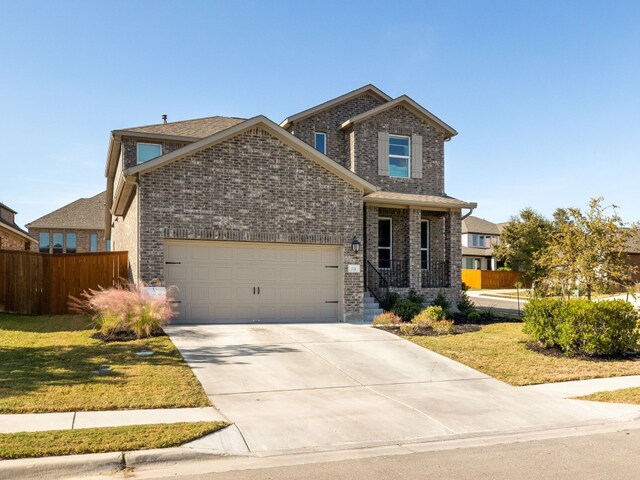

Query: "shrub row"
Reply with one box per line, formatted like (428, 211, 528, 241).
(373, 305, 454, 336)
(523, 298, 640, 356)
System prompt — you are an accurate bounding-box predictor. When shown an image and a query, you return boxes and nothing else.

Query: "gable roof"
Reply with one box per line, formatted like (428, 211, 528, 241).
(339, 95, 458, 139)
(26, 192, 106, 231)
(462, 216, 501, 235)
(114, 115, 246, 140)
(280, 84, 392, 130)
(111, 116, 377, 218)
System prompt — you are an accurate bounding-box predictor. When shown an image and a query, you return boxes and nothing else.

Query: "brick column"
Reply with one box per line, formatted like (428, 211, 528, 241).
(365, 205, 379, 268)
(445, 209, 462, 294)
(408, 207, 422, 290)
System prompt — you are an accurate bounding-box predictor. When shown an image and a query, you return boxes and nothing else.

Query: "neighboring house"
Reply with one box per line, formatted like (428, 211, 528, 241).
(105, 84, 476, 323)
(461, 216, 501, 270)
(626, 230, 640, 284)
(26, 192, 108, 253)
(0, 203, 36, 251)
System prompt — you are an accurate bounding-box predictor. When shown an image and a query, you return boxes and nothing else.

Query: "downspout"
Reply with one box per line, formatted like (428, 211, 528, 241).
(461, 207, 475, 220)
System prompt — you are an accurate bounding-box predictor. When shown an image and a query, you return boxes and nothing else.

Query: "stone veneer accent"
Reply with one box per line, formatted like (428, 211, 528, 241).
(136, 127, 364, 320)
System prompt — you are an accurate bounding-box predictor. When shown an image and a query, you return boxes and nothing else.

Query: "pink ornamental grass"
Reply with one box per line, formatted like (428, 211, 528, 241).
(69, 281, 176, 340)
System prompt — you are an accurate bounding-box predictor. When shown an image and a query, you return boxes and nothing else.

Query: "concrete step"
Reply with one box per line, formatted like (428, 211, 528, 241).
(364, 308, 383, 315)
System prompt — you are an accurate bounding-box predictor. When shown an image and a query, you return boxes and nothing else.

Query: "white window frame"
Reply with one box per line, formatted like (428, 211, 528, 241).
(137, 142, 163, 164)
(314, 132, 327, 155)
(471, 234, 486, 248)
(421, 220, 430, 269)
(378, 217, 392, 269)
(388, 134, 411, 178)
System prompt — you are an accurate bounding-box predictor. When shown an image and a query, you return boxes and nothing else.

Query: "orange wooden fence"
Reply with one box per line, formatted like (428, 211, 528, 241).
(0, 250, 128, 315)
(461, 269, 523, 290)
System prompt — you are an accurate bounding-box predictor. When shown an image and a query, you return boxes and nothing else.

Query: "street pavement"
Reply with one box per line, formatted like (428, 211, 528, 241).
(113, 425, 640, 480)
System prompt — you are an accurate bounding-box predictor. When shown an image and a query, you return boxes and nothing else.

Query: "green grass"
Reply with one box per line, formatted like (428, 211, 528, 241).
(0, 421, 226, 460)
(0, 314, 209, 413)
(577, 387, 640, 405)
(407, 322, 640, 386)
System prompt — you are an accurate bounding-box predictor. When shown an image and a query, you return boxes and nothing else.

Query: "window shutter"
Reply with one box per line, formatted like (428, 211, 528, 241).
(378, 132, 389, 176)
(411, 134, 423, 178)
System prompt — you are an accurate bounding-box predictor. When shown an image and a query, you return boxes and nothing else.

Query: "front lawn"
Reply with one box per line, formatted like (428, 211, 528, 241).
(0, 421, 226, 460)
(577, 387, 640, 405)
(0, 314, 209, 413)
(406, 322, 640, 386)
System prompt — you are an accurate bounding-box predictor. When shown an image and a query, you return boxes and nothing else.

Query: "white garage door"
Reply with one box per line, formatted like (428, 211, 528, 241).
(164, 240, 342, 324)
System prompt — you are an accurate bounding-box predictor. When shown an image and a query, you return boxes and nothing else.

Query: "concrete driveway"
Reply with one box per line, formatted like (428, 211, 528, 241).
(166, 324, 640, 455)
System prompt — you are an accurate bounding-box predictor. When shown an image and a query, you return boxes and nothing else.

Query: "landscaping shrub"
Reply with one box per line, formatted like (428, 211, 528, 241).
(69, 282, 176, 340)
(392, 300, 423, 323)
(372, 312, 402, 326)
(431, 289, 451, 316)
(466, 310, 481, 322)
(431, 319, 455, 335)
(400, 306, 453, 336)
(524, 298, 640, 356)
(380, 291, 400, 311)
(412, 306, 446, 326)
(457, 290, 476, 315)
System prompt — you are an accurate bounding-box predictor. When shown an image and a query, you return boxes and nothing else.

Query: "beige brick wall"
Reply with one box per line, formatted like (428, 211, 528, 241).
(111, 191, 139, 282)
(136, 127, 365, 320)
(0, 227, 34, 251)
(27, 227, 105, 253)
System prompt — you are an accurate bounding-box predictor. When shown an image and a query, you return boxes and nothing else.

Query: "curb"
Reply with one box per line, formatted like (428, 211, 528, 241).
(0, 452, 124, 480)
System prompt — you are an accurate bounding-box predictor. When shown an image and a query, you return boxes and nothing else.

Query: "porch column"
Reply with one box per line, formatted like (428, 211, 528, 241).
(365, 205, 379, 269)
(408, 207, 422, 289)
(445, 209, 462, 293)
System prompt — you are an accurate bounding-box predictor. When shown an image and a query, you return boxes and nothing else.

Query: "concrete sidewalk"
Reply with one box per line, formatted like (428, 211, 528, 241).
(520, 375, 640, 398)
(0, 407, 226, 434)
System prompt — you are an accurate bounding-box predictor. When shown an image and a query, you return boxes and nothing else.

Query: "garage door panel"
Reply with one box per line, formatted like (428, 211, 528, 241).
(165, 241, 341, 324)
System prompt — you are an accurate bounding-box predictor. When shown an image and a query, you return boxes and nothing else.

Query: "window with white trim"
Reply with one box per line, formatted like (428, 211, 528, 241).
(314, 132, 326, 154)
(421, 220, 429, 269)
(471, 234, 487, 248)
(137, 143, 163, 163)
(388, 135, 410, 178)
(378, 218, 392, 269)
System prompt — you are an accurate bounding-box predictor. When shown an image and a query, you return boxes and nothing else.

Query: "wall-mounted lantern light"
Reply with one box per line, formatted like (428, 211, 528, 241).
(351, 236, 361, 253)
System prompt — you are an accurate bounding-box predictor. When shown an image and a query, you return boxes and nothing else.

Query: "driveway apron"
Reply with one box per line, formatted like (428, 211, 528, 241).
(166, 324, 640, 455)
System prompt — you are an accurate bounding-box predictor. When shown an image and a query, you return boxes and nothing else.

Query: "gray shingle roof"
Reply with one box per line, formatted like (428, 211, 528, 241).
(26, 192, 106, 230)
(462, 216, 501, 235)
(462, 246, 494, 257)
(118, 116, 246, 139)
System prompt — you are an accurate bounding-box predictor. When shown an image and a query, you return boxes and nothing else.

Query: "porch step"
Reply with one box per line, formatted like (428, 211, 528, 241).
(363, 290, 384, 323)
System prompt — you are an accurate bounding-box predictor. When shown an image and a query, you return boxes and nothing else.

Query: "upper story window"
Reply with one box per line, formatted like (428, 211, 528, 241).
(314, 132, 327, 154)
(388, 135, 410, 178)
(90, 233, 98, 252)
(137, 143, 163, 163)
(52, 232, 64, 254)
(471, 234, 487, 248)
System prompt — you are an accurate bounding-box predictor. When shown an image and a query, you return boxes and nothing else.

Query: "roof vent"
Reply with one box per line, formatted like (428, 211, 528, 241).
(162, 114, 167, 124)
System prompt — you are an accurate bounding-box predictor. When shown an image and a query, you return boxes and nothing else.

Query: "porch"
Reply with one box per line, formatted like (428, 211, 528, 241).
(362, 193, 470, 304)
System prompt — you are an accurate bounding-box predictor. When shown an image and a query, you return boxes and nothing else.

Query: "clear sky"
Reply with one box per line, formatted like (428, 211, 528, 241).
(1, 0, 639, 229)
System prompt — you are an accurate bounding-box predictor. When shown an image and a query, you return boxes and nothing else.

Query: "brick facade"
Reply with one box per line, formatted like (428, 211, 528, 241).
(27, 227, 106, 253)
(0, 227, 34, 251)
(288, 93, 386, 170)
(135, 127, 365, 321)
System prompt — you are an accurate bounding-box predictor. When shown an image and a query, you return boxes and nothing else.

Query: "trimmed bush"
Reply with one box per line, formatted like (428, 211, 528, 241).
(399, 306, 453, 336)
(372, 312, 402, 326)
(390, 289, 425, 322)
(69, 282, 176, 340)
(432, 319, 455, 335)
(466, 310, 481, 322)
(524, 298, 640, 356)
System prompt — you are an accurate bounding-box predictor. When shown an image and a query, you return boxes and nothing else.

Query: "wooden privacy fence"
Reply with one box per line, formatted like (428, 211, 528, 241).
(0, 250, 128, 315)
(461, 269, 523, 290)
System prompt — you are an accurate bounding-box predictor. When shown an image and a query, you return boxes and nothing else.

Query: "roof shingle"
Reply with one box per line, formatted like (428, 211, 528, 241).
(118, 116, 246, 139)
(26, 192, 106, 230)
(462, 216, 501, 235)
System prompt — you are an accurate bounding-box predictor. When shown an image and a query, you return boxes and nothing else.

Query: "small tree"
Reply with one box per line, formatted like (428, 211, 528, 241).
(539, 197, 638, 300)
(493, 208, 554, 286)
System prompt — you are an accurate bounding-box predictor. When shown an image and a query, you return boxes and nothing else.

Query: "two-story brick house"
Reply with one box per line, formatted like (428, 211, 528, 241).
(105, 85, 475, 323)
(461, 216, 501, 270)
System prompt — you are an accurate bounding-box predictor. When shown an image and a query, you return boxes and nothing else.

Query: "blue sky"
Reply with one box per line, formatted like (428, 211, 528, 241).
(1, 0, 639, 228)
